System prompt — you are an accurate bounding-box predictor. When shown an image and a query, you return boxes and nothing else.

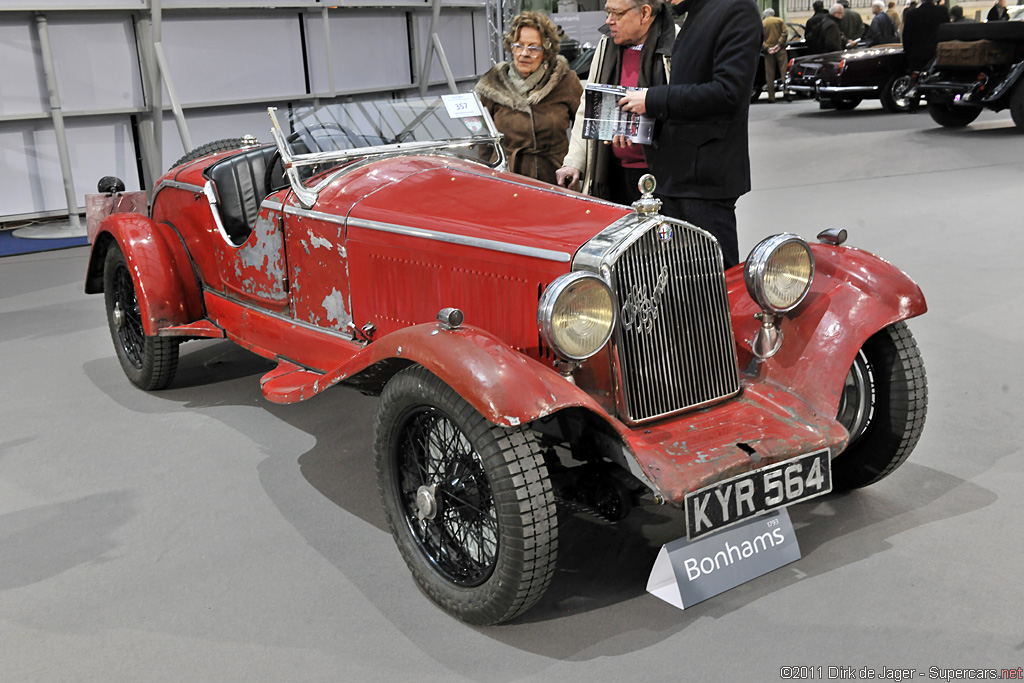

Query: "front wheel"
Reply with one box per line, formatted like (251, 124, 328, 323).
(374, 366, 557, 625)
(881, 73, 914, 113)
(103, 245, 179, 390)
(833, 322, 927, 489)
(927, 100, 981, 128)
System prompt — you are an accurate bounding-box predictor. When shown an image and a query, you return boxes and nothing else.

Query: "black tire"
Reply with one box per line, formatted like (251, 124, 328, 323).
(833, 97, 862, 111)
(833, 322, 927, 489)
(881, 73, 914, 113)
(103, 245, 179, 390)
(374, 366, 557, 625)
(171, 137, 248, 169)
(927, 100, 981, 128)
(1010, 82, 1024, 131)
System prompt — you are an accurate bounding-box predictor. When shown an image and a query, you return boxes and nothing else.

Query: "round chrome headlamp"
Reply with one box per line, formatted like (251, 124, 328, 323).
(538, 272, 615, 361)
(744, 234, 815, 313)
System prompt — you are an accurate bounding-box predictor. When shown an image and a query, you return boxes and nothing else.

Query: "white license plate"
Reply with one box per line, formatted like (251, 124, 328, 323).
(685, 449, 832, 540)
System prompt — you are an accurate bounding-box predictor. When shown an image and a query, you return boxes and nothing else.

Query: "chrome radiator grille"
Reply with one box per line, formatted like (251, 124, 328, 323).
(609, 222, 740, 423)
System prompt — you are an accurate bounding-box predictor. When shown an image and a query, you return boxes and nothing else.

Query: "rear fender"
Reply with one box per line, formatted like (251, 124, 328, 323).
(285, 323, 609, 428)
(728, 242, 927, 415)
(85, 212, 203, 335)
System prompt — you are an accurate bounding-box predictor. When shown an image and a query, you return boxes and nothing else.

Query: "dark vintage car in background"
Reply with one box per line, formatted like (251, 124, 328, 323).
(84, 93, 928, 625)
(786, 43, 914, 112)
(914, 21, 1024, 129)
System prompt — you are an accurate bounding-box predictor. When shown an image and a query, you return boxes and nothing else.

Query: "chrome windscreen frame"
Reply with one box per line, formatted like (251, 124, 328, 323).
(267, 97, 506, 209)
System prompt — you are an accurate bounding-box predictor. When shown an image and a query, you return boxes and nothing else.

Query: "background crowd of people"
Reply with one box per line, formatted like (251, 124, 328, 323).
(475, 0, 1014, 267)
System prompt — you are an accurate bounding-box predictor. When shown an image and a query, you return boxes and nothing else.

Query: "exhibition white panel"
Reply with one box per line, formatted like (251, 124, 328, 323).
(158, 12, 308, 106)
(0, 117, 138, 216)
(0, 19, 46, 117)
(303, 10, 413, 93)
(415, 11, 482, 81)
(48, 15, 145, 113)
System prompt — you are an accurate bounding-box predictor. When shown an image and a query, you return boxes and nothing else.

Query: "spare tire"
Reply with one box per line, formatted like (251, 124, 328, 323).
(171, 138, 248, 170)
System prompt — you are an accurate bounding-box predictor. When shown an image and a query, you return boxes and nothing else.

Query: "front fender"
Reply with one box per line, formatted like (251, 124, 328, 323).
(282, 323, 609, 428)
(85, 213, 203, 335)
(728, 242, 927, 416)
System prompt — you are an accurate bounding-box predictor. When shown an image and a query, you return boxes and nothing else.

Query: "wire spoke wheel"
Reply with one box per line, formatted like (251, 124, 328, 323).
(397, 408, 498, 586)
(102, 245, 179, 390)
(375, 366, 557, 625)
(111, 263, 146, 369)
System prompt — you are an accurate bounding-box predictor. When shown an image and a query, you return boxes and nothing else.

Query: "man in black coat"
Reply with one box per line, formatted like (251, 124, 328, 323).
(617, 0, 762, 268)
(805, 1, 831, 54)
(822, 4, 848, 52)
(839, 0, 866, 41)
(902, 0, 949, 71)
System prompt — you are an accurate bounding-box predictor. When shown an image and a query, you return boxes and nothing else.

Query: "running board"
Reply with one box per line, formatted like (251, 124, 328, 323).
(158, 320, 225, 338)
(260, 360, 325, 404)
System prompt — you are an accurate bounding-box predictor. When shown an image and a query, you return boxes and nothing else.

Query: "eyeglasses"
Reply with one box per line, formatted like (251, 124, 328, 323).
(604, 4, 638, 20)
(511, 43, 544, 57)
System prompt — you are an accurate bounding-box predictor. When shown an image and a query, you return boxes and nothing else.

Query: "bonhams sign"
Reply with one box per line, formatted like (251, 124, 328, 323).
(647, 509, 802, 610)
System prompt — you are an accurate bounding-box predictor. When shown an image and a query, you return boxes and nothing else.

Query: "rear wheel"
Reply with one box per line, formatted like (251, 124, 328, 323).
(833, 322, 927, 489)
(927, 100, 981, 128)
(881, 73, 914, 113)
(374, 366, 557, 625)
(1010, 82, 1024, 130)
(103, 245, 179, 390)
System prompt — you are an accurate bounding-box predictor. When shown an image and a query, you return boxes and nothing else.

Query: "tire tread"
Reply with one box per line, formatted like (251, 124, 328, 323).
(373, 366, 557, 625)
(833, 321, 927, 489)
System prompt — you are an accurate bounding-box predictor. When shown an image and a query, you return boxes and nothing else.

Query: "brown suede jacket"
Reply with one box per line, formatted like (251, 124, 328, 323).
(475, 55, 582, 185)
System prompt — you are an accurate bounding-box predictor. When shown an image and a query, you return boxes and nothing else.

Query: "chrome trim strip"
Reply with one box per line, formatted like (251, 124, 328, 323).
(202, 180, 234, 246)
(283, 204, 345, 225)
(818, 85, 879, 95)
(347, 217, 572, 263)
(203, 287, 356, 343)
(156, 179, 204, 195)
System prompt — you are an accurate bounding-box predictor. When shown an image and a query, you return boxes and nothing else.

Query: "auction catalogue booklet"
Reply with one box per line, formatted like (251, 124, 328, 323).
(582, 83, 654, 145)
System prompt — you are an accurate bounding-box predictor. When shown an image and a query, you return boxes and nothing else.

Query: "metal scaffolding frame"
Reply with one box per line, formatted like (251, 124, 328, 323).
(485, 0, 520, 66)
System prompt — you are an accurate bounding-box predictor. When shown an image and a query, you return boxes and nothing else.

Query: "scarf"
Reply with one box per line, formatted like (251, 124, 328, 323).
(507, 62, 548, 97)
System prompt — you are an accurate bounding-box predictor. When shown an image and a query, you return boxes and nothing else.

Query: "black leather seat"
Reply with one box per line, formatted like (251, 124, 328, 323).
(204, 145, 283, 245)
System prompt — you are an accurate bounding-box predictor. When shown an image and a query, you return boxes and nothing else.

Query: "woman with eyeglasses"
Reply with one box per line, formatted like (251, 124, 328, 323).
(475, 12, 583, 184)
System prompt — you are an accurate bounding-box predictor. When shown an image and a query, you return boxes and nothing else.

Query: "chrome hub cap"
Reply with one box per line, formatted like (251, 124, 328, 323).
(415, 484, 438, 521)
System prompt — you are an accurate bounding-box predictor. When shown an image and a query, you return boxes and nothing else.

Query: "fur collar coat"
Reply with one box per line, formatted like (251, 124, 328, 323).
(475, 55, 582, 184)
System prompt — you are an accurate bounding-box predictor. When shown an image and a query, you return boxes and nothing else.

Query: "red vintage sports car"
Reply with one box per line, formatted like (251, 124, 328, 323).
(85, 94, 927, 625)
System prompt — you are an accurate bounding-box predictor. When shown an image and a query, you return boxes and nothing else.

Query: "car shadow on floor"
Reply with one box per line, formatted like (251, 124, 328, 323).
(84, 339, 997, 659)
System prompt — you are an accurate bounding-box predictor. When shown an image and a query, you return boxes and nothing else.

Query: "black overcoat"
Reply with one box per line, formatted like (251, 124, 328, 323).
(902, 0, 950, 70)
(644, 0, 762, 199)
